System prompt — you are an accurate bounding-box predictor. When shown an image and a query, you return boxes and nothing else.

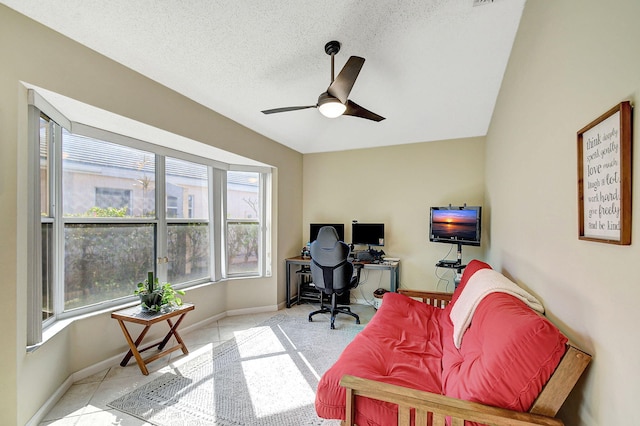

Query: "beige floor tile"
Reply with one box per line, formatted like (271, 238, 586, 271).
(41, 382, 100, 421)
(39, 416, 80, 426)
(74, 408, 150, 425)
(181, 323, 220, 345)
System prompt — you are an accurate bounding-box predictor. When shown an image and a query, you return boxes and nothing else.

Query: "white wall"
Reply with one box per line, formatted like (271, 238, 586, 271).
(303, 138, 486, 299)
(486, 0, 640, 424)
(0, 6, 304, 425)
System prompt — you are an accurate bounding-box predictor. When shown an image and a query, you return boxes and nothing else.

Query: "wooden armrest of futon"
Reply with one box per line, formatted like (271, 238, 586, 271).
(339, 375, 564, 426)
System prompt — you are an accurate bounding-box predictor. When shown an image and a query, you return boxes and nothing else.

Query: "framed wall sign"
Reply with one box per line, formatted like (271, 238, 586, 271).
(577, 101, 632, 244)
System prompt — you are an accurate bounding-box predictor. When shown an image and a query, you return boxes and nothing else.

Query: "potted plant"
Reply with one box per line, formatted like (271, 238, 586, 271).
(134, 271, 185, 313)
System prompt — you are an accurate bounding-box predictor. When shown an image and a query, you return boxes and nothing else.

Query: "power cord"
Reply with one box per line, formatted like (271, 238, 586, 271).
(437, 244, 455, 264)
(354, 268, 384, 308)
(434, 266, 454, 293)
(358, 285, 376, 308)
(357, 268, 369, 286)
(434, 245, 456, 292)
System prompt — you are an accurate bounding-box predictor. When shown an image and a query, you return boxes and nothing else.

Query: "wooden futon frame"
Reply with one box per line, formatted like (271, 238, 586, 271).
(339, 289, 592, 426)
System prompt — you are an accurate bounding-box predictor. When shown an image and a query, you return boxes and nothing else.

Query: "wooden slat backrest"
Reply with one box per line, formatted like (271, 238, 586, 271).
(397, 289, 452, 309)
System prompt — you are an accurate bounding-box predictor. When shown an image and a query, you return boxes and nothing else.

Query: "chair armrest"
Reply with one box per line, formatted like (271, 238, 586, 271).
(398, 289, 453, 308)
(339, 375, 564, 426)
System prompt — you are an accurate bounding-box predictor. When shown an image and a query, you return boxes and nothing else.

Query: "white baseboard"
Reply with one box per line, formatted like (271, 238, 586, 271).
(225, 304, 279, 317)
(25, 375, 73, 426)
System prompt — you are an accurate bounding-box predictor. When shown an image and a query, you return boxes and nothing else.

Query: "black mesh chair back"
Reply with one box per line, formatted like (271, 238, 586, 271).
(310, 227, 353, 294)
(308, 226, 360, 329)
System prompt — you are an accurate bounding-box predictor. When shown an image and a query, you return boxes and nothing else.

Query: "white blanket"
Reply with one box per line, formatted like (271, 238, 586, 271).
(449, 268, 544, 349)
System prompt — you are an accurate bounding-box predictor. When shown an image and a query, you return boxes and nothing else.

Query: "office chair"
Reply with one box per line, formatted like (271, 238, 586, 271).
(308, 226, 361, 329)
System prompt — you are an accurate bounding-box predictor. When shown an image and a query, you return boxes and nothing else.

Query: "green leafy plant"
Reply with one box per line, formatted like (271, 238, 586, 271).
(134, 271, 185, 313)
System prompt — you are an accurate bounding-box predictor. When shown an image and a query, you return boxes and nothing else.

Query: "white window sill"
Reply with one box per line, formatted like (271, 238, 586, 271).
(27, 300, 140, 353)
(26, 278, 231, 353)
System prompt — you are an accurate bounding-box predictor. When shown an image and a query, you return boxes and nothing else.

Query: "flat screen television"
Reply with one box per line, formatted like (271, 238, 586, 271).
(310, 223, 345, 242)
(429, 206, 482, 246)
(352, 223, 385, 247)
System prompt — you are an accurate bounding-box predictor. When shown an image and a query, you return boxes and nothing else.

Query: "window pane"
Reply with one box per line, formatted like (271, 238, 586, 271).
(39, 116, 50, 217)
(227, 222, 259, 274)
(227, 171, 260, 275)
(64, 224, 154, 310)
(42, 223, 53, 321)
(227, 171, 259, 219)
(95, 188, 132, 212)
(166, 157, 208, 219)
(62, 130, 156, 218)
(167, 223, 210, 284)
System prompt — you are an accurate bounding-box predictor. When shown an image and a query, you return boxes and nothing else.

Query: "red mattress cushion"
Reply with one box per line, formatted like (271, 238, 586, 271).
(315, 292, 447, 425)
(441, 292, 568, 414)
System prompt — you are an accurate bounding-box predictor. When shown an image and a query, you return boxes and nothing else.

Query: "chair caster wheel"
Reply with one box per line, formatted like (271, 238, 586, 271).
(331, 323, 335, 330)
(308, 317, 313, 322)
(356, 319, 361, 324)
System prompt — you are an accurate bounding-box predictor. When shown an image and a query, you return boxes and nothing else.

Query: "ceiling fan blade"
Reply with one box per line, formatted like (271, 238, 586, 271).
(261, 105, 316, 114)
(344, 100, 385, 122)
(327, 56, 365, 104)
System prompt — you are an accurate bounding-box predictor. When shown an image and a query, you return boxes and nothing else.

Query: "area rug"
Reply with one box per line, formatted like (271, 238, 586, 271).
(108, 313, 363, 425)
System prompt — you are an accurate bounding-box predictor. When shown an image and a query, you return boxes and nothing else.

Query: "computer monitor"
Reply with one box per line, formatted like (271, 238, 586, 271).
(429, 205, 481, 246)
(351, 223, 385, 247)
(309, 223, 345, 242)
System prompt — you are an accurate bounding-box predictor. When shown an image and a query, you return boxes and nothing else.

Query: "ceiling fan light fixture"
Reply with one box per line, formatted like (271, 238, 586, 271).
(262, 42, 384, 121)
(317, 92, 346, 118)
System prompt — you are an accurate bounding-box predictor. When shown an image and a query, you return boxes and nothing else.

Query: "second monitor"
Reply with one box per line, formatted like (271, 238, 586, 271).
(352, 222, 385, 247)
(310, 223, 346, 242)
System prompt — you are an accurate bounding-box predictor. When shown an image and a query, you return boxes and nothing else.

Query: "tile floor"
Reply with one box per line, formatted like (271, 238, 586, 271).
(38, 302, 376, 425)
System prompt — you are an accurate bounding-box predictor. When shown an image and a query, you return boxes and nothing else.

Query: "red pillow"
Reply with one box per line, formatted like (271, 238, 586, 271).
(446, 259, 492, 312)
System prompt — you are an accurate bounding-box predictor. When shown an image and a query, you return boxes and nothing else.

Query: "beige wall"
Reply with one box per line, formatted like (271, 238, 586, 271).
(486, 0, 640, 424)
(0, 6, 303, 424)
(303, 138, 485, 298)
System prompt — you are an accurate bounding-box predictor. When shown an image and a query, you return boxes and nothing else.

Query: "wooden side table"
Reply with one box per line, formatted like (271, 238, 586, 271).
(111, 303, 195, 375)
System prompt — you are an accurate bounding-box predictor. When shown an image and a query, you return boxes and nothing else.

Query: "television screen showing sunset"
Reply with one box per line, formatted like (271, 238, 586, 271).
(431, 209, 478, 240)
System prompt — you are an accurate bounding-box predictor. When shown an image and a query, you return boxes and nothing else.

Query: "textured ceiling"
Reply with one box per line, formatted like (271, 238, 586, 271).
(2, 0, 525, 154)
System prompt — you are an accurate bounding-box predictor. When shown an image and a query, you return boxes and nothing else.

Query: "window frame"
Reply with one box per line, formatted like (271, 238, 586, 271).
(26, 88, 272, 348)
(224, 171, 265, 277)
(59, 129, 161, 318)
(164, 155, 214, 285)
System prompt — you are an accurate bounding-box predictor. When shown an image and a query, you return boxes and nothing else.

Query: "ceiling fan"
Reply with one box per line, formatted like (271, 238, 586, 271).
(261, 41, 385, 122)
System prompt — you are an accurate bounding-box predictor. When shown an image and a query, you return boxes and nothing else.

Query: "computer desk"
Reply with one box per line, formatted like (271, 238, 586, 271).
(284, 256, 400, 308)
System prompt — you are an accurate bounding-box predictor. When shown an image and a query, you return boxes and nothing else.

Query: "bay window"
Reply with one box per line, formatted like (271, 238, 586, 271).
(27, 88, 272, 347)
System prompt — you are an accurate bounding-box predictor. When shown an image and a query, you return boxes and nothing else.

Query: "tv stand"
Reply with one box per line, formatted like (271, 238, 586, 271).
(435, 243, 466, 270)
(435, 243, 467, 288)
(436, 260, 462, 268)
